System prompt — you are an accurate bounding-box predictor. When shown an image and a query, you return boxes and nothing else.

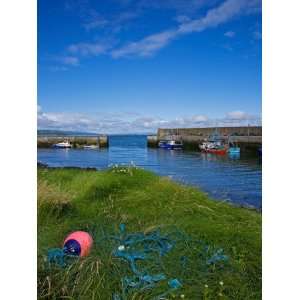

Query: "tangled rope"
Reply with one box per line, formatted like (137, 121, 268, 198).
(102, 224, 228, 299)
(47, 223, 229, 299)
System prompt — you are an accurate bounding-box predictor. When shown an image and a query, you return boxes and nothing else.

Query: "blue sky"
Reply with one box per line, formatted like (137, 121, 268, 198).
(38, 0, 261, 133)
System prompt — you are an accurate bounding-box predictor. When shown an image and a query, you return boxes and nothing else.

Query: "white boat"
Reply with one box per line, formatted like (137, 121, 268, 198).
(83, 145, 98, 149)
(52, 141, 71, 148)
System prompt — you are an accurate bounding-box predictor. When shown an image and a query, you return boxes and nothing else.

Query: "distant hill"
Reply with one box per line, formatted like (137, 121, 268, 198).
(37, 129, 99, 136)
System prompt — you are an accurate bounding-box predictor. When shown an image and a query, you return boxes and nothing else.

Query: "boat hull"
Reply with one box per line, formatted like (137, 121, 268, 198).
(158, 142, 168, 149)
(228, 147, 240, 154)
(202, 148, 227, 155)
(52, 145, 71, 148)
(158, 141, 183, 150)
(165, 145, 183, 150)
(52, 141, 72, 148)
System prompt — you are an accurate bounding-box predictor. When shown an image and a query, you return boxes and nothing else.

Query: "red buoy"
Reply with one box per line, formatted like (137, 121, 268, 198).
(63, 231, 93, 257)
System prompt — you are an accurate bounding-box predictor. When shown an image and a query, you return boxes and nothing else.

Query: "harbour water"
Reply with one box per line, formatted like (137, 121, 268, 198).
(38, 135, 262, 209)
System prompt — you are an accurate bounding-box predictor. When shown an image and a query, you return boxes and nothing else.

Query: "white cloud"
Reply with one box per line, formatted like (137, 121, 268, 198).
(38, 106, 260, 134)
(50, 41, 112, 70)
(111, 0, 260, 58)
(54, 0, 261, 62)
(225, 110, 250, 120)
(111, 30, 178, 58)
(57, 56, 80, 66)
(49, 66, 68, 72)
(190, 115, 208, 122)
(68, 42, 111, 56)
(175, 15, 191, 24)
(83, 19, 108, 31)
(178, 0, 246, 34)
(224, 30, 235, 38)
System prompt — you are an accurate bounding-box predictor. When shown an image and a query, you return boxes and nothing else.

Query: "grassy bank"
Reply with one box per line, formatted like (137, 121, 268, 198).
(38, 166, 261, 299)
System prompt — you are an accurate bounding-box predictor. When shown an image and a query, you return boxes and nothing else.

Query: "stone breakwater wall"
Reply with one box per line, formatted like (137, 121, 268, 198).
(153, 126, 262, 151)
(37, 135, 108, 148)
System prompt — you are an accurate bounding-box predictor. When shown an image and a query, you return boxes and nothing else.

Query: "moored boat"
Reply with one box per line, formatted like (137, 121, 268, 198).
(199, 142, 227, 155)
(228, 147, 240, 154)
(199, 141, 217, 151)
(227, 135, 241, 155)
(158, 140, 168, 148)
(205, 147, 227, 155)
(165, 140, 183, 150)
(159, 140, 183, 150)
(52, 141, 72, 148)
(199, 130, 227, 155)
(228, 152, 240, 159)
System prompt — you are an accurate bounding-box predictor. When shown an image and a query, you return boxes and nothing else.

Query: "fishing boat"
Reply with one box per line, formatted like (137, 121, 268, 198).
(199, 141, 220, 151)
(228, 147, 240, 154)
(159, 132, 183, 150)
(199, 142, 227, 155)
(158, 139, 183, 150)
(205, 146, 227, 155)
(228, 152, 240, 159)
(52, 141, 72, 148)
(199, 130, 227, 155)
(227, 135, 240, 154)
(165, 140, 183, 150)
(158, 140, 168, 148)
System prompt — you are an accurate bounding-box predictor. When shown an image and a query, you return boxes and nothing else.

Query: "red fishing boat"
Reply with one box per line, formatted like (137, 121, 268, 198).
(205, 147, 227, 155)
(199, 129, 228, 155)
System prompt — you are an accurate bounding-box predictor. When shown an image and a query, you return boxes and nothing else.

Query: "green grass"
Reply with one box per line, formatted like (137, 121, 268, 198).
(38, 166, 261, 300)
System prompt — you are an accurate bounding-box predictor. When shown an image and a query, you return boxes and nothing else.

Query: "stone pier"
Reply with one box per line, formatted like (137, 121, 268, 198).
(37, 135, 108, 148)
(149, 126, 262, 151)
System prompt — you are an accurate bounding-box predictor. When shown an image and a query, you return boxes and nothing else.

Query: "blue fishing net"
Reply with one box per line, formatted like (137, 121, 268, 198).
(99, 224, 229, 299)
(47, 224, 229, 299)
(47, 246, 79, 267)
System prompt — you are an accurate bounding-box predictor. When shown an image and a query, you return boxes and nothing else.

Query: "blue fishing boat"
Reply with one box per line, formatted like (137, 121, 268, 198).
(165, 140, 183, 150)
(227, 135, 240, 155)
(228, 147, 240, 154)
(158, 140, 168, 148)
(228, 152, 240, 159)
(158, 140, 183, 150)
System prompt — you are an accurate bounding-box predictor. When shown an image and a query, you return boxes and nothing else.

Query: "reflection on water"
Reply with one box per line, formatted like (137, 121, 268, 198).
(228, 152, 241, 160)
(38, 135, 262, 208)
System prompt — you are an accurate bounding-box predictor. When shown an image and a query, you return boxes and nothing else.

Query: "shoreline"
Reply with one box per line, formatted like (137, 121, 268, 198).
(37, 162, 261, 212)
